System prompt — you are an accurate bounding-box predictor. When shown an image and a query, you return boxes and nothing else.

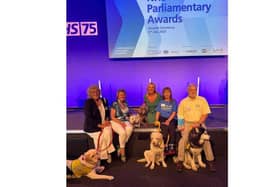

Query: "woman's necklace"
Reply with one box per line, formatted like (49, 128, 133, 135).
(118, 100, 126, 109)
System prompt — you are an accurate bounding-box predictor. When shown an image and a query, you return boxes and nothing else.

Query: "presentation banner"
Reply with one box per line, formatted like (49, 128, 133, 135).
(106, 0, 227, 58)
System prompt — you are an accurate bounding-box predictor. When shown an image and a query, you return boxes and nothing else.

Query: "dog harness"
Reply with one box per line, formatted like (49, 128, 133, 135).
(71, 159, 93, 178)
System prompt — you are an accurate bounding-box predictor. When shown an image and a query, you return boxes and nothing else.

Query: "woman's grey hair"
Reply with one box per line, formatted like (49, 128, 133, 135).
(187, 83, 197, 90)
(87, 85, 100, 98)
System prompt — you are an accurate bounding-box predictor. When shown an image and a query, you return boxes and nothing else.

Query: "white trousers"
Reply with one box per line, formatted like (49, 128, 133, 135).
(87, 126, 115, 160)
(111, 121, 133, 148)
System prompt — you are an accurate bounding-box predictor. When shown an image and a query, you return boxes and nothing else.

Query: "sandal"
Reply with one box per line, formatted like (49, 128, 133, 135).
(117, 146, 121, 157)
(121, 155, 126, 163)
(107, 154, 112, 163)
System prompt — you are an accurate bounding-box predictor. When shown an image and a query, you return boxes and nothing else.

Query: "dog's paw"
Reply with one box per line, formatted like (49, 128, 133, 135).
(191, 166, 198, 172)
(150, 164, 155, 170)
(107, 176, 114, 180)
(162, 163, 167, 168)
(156, 161, 160, 166)
(193, 168, 198, 172)
(145, 163, 150, 167)
(200, 163, 206, 168)
(183, 163, 192, 170)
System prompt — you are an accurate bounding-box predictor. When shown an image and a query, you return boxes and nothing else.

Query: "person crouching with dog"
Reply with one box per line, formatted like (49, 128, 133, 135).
(83, 85, 115, 164)
(176, 84, 216, 172)
(110, 89, 133, 162)
(155, 87, 177, 155)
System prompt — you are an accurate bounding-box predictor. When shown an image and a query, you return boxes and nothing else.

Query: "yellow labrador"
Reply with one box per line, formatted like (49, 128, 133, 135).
(137, 131, 167, 170)
(67, 149, 114, 180)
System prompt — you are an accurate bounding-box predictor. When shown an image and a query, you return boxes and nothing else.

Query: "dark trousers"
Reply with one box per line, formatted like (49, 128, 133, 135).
(159, 116, 177, 145)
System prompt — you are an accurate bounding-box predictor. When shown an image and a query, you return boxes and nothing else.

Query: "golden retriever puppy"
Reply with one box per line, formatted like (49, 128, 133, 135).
(67, 149, 114, 180)
(137, 131, 167, 170)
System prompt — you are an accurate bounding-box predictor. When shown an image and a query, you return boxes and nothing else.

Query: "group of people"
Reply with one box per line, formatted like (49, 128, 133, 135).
(83, 83, 216, 172)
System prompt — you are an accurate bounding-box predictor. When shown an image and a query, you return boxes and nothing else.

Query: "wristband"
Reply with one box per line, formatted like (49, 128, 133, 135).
(178, 118, 184, 126)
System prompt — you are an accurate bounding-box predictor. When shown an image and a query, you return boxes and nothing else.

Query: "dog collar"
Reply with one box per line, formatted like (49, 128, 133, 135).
(190, 142, 203, 149)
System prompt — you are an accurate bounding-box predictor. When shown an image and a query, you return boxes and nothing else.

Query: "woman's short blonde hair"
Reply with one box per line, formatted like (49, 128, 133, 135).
(87, 85, 100, 98)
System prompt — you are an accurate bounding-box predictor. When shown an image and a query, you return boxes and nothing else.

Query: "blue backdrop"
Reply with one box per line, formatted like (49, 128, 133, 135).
(67, 0, 228, 107)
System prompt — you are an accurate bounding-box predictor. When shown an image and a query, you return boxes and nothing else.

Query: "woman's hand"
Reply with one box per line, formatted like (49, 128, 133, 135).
(163, 120, 170, 126)
(98, 121, 111, 129)
(120, 122, 126, 129)
(103, 120, 111, 126)
(95, 99, 102, 106)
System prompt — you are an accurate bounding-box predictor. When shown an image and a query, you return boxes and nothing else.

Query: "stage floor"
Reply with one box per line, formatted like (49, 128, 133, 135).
(67, 155, 227, 187)
(67, 105, 227, 130)
(67, 105, 228, 187)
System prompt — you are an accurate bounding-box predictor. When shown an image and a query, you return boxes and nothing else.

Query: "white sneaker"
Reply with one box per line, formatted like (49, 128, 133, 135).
(107, 154, 112, 163)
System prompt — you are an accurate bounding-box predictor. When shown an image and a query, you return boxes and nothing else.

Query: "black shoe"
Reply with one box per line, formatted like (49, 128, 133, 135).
(176, 161, 183, 172)
(208, 161, 216, 172)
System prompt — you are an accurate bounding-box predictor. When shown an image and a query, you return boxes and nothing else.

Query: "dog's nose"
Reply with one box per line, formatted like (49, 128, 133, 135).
(153, 142, 159, 146)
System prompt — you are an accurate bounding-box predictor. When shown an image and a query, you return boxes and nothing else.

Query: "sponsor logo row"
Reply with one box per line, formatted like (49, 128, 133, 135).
(146, 48, 225, 55)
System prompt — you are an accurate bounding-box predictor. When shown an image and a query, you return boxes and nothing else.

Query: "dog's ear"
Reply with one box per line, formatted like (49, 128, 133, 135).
(159, 133, 164, 146)
(199, 127, 205, 134)
(159, 139, 165, 149)
(150, 132, 153, 139)
(159, 133, 163, 140)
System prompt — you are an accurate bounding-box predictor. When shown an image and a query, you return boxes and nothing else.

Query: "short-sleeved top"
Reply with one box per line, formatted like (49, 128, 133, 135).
(156, 99, 177, 118)
(111, 101, 129, 121)
(144, 93, 161, 123)
(177, 96, 211, 125)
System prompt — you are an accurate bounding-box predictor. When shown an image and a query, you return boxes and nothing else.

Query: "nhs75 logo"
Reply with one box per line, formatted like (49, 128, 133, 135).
(67, 21, 98, 36)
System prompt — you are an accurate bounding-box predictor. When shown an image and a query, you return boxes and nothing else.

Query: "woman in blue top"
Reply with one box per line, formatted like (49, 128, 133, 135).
(155, 87, 177, 155)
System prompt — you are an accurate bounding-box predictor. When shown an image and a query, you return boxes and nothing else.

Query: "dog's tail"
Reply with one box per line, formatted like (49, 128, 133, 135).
(137, 158, 146, 163)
